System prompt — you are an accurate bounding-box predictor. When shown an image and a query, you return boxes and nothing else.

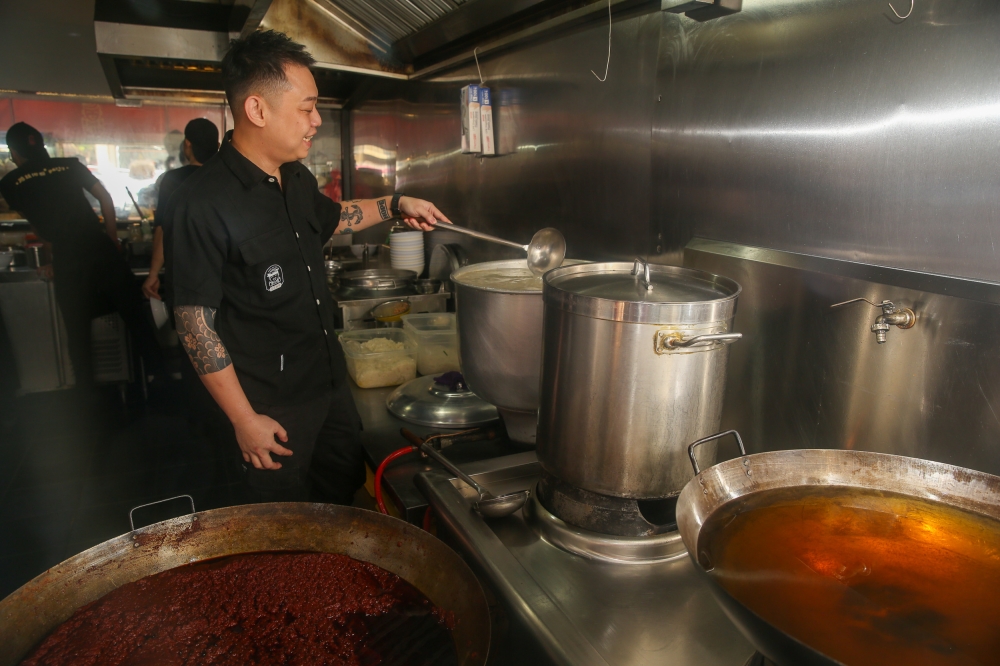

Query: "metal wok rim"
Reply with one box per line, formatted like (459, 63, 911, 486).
(676, 448, 1000, 666)
(0, 502, 490, 666)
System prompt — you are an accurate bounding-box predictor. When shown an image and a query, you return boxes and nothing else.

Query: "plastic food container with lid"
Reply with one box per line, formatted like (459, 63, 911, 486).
(402, 312, 460, 376)
(338, 328, 417, 389)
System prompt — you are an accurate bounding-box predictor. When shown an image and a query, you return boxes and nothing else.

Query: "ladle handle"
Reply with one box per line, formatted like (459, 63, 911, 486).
(688, 430, 747, 475)
(430, 221, 526, 251)
(400, 429, 487, 499)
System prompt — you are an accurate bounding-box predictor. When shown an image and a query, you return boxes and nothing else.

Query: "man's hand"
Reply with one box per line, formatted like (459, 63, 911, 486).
(399, 196, 450, 231)
(142, 274, 161, 300)
(234, 412, 293, 470)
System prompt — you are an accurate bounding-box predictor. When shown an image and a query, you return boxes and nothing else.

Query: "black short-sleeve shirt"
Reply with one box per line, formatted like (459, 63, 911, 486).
(153, 164, 199, 228)
(167, 134, 345, 406)
(0, 157, 104, 247)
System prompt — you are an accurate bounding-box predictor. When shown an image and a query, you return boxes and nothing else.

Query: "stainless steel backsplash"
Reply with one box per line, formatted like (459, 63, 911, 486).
(347, 0, 1000, 471)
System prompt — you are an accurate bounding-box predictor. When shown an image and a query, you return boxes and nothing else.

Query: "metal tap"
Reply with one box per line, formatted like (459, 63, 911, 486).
(830, 298, 916, 344)
(632, 257, 653, 291)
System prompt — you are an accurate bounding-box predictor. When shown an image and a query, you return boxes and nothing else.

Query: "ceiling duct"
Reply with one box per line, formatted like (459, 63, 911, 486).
(94, 0, 653, 103)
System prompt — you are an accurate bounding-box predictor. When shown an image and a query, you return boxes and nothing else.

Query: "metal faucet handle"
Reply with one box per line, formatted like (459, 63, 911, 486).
(830, 297, 915, 344)
(830, 297, 894, 311)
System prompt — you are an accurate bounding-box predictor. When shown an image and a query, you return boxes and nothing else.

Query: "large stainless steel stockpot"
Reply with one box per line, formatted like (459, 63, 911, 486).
(537, 261, 741, 498)
(451, 259, 556, 443)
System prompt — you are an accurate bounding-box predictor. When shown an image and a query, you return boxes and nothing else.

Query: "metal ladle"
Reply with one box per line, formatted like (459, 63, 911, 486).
(401, 429, 529, 518)
(430, 221, 566, 277)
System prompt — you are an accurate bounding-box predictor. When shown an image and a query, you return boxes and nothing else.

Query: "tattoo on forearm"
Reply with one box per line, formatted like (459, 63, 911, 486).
(339, 202, 363, 229)
(377, 198, 390, 220)
(174, 305, 232, 375)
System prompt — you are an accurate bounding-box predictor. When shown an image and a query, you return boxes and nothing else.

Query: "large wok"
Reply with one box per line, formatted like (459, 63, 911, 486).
(676, 431, 1000, 666)
(0, 502, 491, 665)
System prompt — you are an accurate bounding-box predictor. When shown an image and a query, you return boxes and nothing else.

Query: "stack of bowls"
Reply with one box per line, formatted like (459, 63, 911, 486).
(390, 231, 425, 276)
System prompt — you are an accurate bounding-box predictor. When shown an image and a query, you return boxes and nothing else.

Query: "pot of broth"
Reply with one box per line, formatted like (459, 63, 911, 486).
(676, 431, 1000, 666)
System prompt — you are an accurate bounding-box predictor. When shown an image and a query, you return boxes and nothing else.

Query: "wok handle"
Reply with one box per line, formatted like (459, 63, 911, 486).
(688, 430, 746, 475)
(129, 494, 196, 532)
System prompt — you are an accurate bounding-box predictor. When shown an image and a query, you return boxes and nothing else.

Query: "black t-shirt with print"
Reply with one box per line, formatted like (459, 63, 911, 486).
(0, 157, 103, 247)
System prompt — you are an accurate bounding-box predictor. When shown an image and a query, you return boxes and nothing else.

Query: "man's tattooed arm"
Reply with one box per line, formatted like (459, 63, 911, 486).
(334, 197, 393, 235)
(174, 305, 231, 375)
(338, 201, 364, 234)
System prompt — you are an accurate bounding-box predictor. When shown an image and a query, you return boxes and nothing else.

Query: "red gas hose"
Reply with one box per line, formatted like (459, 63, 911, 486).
(374, 446, 416, 515)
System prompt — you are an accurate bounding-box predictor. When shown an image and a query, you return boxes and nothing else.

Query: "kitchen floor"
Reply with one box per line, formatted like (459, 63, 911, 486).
(0, 380, 250, 600)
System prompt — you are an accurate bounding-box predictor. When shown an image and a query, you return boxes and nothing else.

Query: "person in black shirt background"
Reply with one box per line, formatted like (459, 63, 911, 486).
(0, 122, 164, 391)
(168, 31, 448, 504)
(143, 118, 220, 301)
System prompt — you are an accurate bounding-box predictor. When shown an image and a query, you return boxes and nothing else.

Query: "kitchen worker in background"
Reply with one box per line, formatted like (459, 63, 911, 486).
(143, 118, 220, 301)
(167, 30, 450, 504)
(0, 122, 165, 392)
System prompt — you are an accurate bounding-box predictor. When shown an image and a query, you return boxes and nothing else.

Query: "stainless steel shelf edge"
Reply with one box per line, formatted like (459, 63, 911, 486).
(415, 471, 612, 666)
(686, 238, 1000, 307)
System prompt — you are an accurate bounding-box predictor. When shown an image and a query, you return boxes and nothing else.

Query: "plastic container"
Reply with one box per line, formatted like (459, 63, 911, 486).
(402, 313, 460, 376)
(338, 328, 417, 388)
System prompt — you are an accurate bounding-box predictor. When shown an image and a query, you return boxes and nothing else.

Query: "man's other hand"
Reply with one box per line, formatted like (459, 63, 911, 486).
(234, 412, 293, 470)
(142, 274, 161, 300)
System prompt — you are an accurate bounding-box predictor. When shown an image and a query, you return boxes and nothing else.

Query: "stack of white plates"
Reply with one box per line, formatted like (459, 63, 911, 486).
(390, 231, 425, 276)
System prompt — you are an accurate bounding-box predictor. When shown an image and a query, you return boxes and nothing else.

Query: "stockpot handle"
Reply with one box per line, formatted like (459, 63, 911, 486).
(129, 494, 196, 532)
(688, 430, 746, 475)
(664, 332, 742, 349)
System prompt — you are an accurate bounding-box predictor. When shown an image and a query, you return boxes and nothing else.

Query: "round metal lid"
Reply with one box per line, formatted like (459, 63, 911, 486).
(386, 374, 499, 428)
(543, 261, 741, 324)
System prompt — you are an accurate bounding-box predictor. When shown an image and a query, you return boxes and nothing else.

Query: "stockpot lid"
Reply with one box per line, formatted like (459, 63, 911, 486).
(386, 374, 499, 428)
(543, 261, 741, 324)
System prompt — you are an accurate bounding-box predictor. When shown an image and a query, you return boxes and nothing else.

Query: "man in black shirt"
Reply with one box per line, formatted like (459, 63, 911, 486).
(143, 118, 220, 301)
(167, 31, 450, 504)
(0, 122, 164, 389)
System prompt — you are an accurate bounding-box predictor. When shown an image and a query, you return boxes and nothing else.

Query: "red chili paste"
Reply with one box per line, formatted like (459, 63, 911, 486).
(22, 552, 458, 666)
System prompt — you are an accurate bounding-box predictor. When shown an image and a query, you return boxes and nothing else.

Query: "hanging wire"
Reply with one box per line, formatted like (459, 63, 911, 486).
(591, 0, 612, 82)
(888, 0, 913, 19)
(474, 47, 485, 85)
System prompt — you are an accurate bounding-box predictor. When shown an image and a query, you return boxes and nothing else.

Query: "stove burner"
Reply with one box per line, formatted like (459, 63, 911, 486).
(523, 488, 687, 563)
(537, 471, 679, 537)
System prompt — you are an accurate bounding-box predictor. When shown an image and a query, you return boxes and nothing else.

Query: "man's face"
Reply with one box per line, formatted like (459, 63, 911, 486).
(261, 63, 321, 163)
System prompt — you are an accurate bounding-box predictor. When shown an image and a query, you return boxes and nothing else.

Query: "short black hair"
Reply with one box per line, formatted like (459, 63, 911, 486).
(221, 30, 315, 115)
(5, 122, 49, 162)
(184, 118, 219, 163)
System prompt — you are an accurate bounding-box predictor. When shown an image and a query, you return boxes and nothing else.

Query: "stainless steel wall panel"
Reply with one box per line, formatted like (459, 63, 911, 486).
(686, 240, 1000, 477)
(653, 0, 1000, 281)
(350, 12, 662, 264)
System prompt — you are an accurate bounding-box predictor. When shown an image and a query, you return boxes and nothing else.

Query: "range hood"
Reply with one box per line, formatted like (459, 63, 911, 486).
(93, 0, 629, 104)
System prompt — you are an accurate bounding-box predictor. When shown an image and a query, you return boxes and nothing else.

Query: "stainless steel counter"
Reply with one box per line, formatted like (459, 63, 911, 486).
(417, 454, 755, 666)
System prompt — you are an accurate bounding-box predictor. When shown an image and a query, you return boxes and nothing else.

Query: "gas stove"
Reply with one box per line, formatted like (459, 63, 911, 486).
(415, 451, 754, 666)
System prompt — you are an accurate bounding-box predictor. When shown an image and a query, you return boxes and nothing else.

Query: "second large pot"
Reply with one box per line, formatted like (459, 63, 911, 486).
(452, 260, 545, 443)
(537, 261, 742, 499)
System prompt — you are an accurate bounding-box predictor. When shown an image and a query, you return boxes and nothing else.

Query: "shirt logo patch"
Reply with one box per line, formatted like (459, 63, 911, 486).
(265, 264, 284, 292)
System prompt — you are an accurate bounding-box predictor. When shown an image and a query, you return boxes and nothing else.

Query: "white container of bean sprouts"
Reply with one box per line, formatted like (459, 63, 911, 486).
(338, 328, 417, 389)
